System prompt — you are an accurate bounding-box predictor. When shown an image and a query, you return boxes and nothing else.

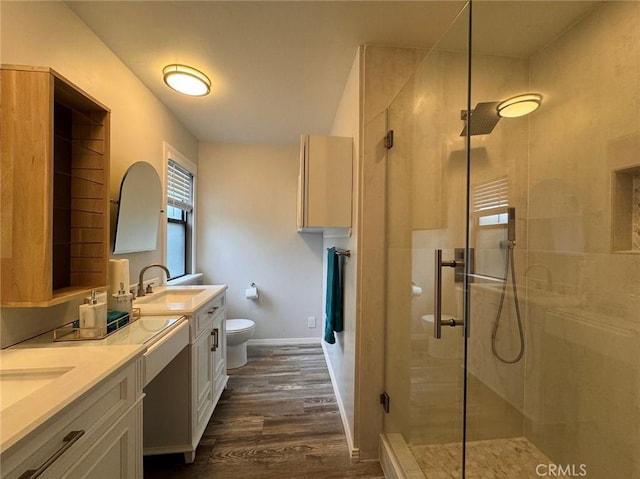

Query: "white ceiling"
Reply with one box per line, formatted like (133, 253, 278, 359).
(66, 1, 599, 145)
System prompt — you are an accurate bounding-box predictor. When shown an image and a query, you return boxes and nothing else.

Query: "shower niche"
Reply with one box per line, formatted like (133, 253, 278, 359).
(612, 165, 640, 253)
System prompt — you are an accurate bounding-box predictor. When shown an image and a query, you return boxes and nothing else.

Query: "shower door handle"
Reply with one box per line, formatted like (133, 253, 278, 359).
(434, 249, 464, 338)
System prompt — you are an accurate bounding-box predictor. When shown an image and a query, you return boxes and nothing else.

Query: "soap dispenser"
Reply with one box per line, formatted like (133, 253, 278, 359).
(79, 290, 107, 338)
(111, 282, 133, 314)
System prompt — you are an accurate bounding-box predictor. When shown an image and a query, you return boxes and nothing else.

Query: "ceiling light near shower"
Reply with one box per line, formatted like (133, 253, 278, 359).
(163, 64, 211, 96)
(497, 93, 542, 118)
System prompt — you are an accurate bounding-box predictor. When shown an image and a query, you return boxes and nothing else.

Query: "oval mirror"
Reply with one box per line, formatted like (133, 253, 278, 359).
(113, 161, 162, 253)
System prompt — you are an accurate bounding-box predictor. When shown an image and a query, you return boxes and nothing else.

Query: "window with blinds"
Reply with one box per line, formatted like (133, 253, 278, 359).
(472, 177, 509, 226)
(166, 159, 194, 279)
(167, 159, 194, 212)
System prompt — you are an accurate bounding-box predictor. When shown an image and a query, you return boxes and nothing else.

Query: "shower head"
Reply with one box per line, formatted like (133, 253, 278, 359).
(460, 101, 501, 136)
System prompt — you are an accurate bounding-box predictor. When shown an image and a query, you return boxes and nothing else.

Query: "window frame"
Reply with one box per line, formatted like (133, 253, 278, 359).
(163, 142, 197, 280)
(166, 206, 189, 279)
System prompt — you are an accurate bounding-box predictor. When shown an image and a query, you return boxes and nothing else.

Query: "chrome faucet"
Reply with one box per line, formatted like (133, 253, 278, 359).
(137, 264, 171, 297)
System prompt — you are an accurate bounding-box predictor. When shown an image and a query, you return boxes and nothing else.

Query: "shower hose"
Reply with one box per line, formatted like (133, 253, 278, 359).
(491, 242, 525, 364)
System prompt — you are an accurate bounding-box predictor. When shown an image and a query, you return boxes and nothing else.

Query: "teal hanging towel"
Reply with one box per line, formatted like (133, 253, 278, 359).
(324, 247, 344, 344)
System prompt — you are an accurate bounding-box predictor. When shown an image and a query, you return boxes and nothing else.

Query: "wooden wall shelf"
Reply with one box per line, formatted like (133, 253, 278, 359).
(1, 65, 110, 306)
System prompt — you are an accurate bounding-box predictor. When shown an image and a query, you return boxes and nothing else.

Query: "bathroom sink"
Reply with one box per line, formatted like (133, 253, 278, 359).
(0, 367, 73, 409)
(135, 288, 206, 305)
(134, 285, 226, 315)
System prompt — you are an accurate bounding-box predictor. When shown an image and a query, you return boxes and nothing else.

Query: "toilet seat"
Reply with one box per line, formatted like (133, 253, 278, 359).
(227, 319, 254, 333)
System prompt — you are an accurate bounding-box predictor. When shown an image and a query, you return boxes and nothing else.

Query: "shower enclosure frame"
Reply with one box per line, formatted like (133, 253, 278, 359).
(380, 1, 640, 478)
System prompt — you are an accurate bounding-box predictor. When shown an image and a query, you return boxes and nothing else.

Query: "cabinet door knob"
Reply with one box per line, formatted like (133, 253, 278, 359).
(207, 307, 219, 315)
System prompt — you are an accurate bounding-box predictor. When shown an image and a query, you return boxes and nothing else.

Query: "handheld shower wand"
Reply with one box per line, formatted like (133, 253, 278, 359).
(491, 207, 525, 364)
(507, 207, 516, 243)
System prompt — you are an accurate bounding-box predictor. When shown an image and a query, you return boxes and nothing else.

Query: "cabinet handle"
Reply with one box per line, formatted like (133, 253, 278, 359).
(207, 306, 219, 315)
(210, 328, 219, 351)
(19, 430, 85, 479)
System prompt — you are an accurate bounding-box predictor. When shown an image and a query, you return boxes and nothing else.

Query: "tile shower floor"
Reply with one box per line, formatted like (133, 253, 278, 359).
(410, 436, 570, 479)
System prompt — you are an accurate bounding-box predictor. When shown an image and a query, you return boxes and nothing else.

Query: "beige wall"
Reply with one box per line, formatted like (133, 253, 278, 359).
(322, 47, 360, 455)
(0, 1, 198, 347)
(197, 143, 323, 340)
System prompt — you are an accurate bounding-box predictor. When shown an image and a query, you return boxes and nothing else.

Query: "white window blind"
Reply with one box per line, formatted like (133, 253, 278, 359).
(473, 177, 509, 226)
(167, 159, 193, 212)
(473, 177, 509, 211)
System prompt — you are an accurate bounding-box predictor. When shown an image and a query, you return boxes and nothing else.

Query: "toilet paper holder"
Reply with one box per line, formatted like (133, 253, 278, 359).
(245, 283, 259, 300)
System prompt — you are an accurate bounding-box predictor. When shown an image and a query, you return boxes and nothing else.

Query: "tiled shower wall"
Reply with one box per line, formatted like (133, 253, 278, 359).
(525, 3, 640, 478)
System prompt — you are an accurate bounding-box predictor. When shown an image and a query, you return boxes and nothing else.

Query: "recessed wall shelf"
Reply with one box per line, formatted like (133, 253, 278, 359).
(611, 165, 640, 254)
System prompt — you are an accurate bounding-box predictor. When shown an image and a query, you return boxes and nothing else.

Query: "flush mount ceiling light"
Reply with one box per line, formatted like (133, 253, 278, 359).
(497, 93, 542, 118)
(163, 64, 211, 97)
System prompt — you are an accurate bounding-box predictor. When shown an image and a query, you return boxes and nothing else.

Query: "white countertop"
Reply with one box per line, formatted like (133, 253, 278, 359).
(0, 344, 145, 452)
(133, 284, 227, 315)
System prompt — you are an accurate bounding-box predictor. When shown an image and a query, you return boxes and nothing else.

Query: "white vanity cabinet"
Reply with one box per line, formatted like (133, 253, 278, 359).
(212, 313, 227, 403)
(191, 299, 227, 452)
(1, 356, 144, 479)
(141, 288, 228, 464)
(192, 293, 227, 405)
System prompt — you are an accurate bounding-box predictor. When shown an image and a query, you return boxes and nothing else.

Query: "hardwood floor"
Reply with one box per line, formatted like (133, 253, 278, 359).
(144, 343, 385, 479)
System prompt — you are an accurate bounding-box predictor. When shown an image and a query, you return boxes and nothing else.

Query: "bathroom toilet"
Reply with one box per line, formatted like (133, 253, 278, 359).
(226, 319, 255, 369)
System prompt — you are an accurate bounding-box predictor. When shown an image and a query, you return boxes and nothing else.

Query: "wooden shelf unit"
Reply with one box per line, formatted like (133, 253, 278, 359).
(1, 65, 110, 306)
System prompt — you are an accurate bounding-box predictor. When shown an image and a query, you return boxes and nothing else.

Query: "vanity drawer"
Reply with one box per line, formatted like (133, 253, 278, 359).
(1, 358, 143, 479)
(192, 294, 225, 342)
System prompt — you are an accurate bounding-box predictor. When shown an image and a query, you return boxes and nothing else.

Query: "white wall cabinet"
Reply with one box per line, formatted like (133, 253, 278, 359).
(142, 291, 228, 464)
(1, 358, 143, 479)
(297, 134, 353, 232)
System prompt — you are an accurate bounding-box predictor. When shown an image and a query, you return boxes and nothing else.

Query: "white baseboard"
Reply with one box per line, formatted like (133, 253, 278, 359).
(321, 342, 359, 461)
(247, 337, 321, 346)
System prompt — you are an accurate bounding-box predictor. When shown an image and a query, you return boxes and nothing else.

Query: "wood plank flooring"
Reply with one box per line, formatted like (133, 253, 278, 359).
(144, 343, 385, 479)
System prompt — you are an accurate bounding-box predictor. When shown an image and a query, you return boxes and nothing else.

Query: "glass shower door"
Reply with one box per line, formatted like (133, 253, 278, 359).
(383, 5, 471, 477)
(383, 1, 640, 478)
(464, 2, 640, 478)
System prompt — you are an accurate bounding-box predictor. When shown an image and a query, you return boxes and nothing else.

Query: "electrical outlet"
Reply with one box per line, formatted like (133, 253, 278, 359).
(307, 316, 316, 328)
